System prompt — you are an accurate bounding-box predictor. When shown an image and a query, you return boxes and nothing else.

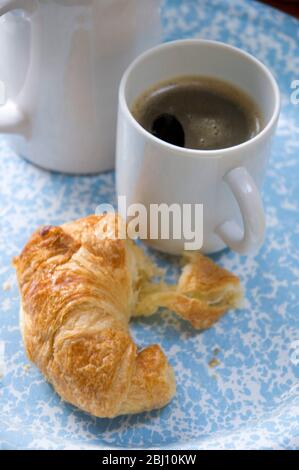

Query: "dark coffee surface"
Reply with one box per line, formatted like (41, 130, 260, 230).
(131, 75, 263, 150)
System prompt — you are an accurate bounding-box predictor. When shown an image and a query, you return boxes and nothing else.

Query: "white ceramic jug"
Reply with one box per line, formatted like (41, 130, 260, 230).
(0, 11, 30, 101)
(0, 0, 161, 174)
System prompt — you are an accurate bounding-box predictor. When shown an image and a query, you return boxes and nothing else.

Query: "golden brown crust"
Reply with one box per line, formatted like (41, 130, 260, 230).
(179, 253, 240, 295)
(14, 214, 242, 418)
(120, 344, 176, 415)
(49, 328, 137, 417)
(174, 253, 243, 328)
(14, 215, 176, 418)
(135, 253, 243, 329)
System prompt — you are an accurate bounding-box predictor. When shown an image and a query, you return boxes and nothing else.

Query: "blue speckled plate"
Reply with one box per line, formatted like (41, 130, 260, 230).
(1, 0, 299, 450)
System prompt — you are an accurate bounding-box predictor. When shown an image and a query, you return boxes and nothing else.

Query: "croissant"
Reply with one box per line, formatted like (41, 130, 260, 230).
(13, 214, 243, 418)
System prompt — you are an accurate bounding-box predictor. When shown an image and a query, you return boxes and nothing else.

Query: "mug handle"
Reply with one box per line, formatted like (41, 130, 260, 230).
(215, 166, 266, 255)
(0, 0, 36, 134)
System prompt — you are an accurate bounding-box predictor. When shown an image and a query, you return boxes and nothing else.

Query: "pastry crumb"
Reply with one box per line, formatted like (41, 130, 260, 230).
(213, 348, 220, 356)
(208, 358, 220, 368)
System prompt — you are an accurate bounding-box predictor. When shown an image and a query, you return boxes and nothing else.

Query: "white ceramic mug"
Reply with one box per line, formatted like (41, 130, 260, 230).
(0, 0, 161, 174)
(116, 39, 280, 255)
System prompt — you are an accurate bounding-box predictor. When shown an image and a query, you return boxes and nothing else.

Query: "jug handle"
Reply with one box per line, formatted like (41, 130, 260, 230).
(0, 0, 36, 134)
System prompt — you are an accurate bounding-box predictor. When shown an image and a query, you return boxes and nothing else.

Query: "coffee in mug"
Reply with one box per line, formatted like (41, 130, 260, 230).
(131, 75, 263, 150)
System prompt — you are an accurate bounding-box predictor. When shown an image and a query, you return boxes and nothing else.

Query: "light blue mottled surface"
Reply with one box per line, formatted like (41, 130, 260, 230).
(0, 0, 299, 450)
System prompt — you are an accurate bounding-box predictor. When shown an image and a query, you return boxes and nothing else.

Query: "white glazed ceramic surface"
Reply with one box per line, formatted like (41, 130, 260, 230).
(0, 11, 30, 100)
(116, 39, 280, 255)
(0, 0, 161, 174)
